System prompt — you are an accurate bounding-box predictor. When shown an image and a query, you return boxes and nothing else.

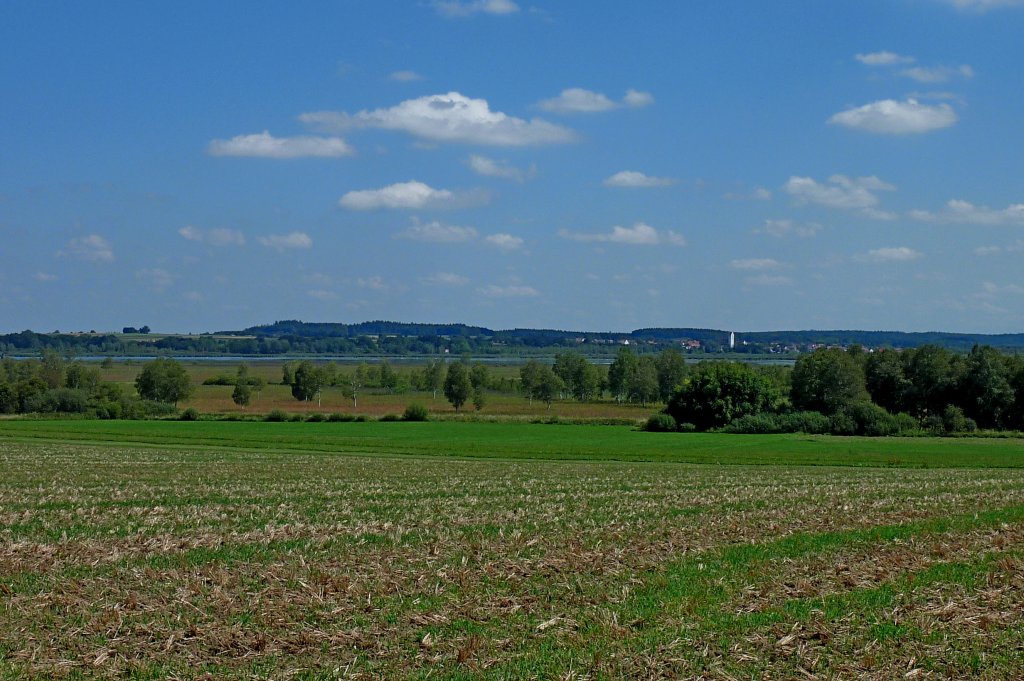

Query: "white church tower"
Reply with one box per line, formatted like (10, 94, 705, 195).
(729, 331, 736, 349)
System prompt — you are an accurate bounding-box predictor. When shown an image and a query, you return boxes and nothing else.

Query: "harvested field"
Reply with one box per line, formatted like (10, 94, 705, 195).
(2, 436, 1024, 679)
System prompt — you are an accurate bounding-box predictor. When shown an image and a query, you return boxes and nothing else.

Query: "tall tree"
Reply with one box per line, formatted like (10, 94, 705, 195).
(665, 361, 780, 431)
(960, 344, 1014, 429)
(790, 348, 868, 415)
(655, 348, 687, 402)
(443, 362, 472, 413)
(607, 347, 639, 403)
(291, 360, 326, 405)
(422, 359, 445, 399)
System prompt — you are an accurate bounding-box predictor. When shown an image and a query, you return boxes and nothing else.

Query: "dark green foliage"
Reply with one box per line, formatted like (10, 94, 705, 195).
(290, 360, 325, 402)
(402, 403, 430, 421)
(26, 388, 90, 414)
(553, 351, 601, 401)
(327, 412, 356, 422)
(942, 405, 977, 434)
(265, 409, 288, 422)
(655, 348, 688, 402)
(791, 348, 868, 415)
(644, 413, 678, 432)
(379, 413, 402, 422)
(725, 411, 831, 435)
(443, 362, 472, 413)
(179, 407, 200, 421)
(135, 358, 193, 406)
(231, 382, 252, 408)
(665, 361, 781, 431)
(960, 345, 1014, 429)
(305, 412, 326, 422)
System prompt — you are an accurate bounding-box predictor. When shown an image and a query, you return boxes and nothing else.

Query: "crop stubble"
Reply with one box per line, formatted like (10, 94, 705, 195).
(1, 442, 1023, 679)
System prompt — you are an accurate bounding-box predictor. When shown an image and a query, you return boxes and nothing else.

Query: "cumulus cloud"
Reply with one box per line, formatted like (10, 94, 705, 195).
(257, 232, 312, 251)
(784, 174, 895, 215)
(178, 226, 245, 246)
(828, 99, 957, 134)
(357, 276, 389, 291)
(484, 233, 524, 250)
(468, 154, 532, 182)
(396, 217, 479, 242)
(859, 247, 923, 263)
(730, 258, 781, 270)
(757, 219, 821, 238)
(340, 181, 485, 211)
(60, 234, 113, 262)
(603, 171, 676, 188)
(207, 131, 354, 158)
(423, 272, 469, 286)
(899, 64, 974, 83)
(34, 272, 58, 282)
(559, 222, 685, 247)
(855, 51, 915, 66)
(389, 70, 423, 82)
(301, 92, 575, 146)
(477, 284, 539, 297)
(910, 199, 1024, 225)
(433, 0, 519, 17)
(538, 88, 654, 114)
(136, 268, 174, 292)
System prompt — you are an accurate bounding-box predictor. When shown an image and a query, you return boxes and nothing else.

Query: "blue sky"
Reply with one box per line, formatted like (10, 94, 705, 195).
(2, 0, 1023, 334)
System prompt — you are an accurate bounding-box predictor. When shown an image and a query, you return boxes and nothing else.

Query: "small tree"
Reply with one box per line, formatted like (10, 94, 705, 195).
(135, 357, 193, 407)
(472, 386, 486, 412)
(291, 361, 326, 406)
(423, 359, 445, 399)
(232, 382, 252, 408)
(444, 362, 472, 413)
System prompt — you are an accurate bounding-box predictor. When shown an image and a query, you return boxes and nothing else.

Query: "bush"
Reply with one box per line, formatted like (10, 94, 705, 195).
(288, 413, 304, 422)
(26, 388, 90, 414)
(179, 407, 200, 421)
(327, 412, 356, 422)
(644, 413, 678, 432)
(305, 412, 326, 422)
(677, 422, 697, 433)
(782, 411, 831, 435)
(202, 374, 236, 386)
(402, 403, 430, 422)
(943, 405, 977, 434)
(265, 409, 288, 422)
(379, 413, 402, 422)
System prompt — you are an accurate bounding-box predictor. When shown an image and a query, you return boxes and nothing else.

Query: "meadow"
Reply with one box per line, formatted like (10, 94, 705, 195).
(2, 421, 1024, 678)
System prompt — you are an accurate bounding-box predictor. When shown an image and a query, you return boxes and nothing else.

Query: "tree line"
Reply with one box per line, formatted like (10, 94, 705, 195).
(656, 344, 1024, 435)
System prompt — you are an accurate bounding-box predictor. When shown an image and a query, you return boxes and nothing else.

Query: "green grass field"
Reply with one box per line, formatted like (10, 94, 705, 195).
(2, 421, 1024, 678)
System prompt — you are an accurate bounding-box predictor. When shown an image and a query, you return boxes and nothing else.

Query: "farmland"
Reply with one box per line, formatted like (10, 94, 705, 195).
(2, 423, 1024, 678)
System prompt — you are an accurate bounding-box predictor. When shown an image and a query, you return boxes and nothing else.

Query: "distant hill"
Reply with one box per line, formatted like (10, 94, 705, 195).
(220, 320, 1024, 352)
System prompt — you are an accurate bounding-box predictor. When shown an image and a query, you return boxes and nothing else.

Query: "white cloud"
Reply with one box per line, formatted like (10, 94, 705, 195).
(744, 275, 794, 287)
(477, 284, 539, 297)
(724, 186, 772, 201)
(257, 232, 312, 251)
(757, 219, 821, 238)
(980, 281, 1024, 296)
(603, 171, 676, 188)
(396, 217, 479, 242)
(899, 64, 974, 83)
(306, 289, 338, 301)
(828, 99, 957, 134)
(559, 222, 685, 247)
(485, 233, 524, 250)
(730, 258, 781, 271)
(623, 89, 655, 108)
(301, 92, 576, 146)
(389, 70, 423, 82)
(340, 181, 483, 211)
(357, 276, 389, 290)
(207, 131, 354, 158)
(34, 272, 58, 282)
(860, 247, 923, 262)
(433, 0, 519, 17)
(61, 234, 113, 262)
(784, 174, 895, 214)
(178, 226, 245, 246)
(467, 154, 531, 182)
(538, 88, 654, 114)
(423, 272, 469, 286)
(975, 245, 1002, 256)
(910, 199, 1024, 225)
(944, 0, 1024, 11)
(855, 51, 915, 66)
(136, 268, 174, 291)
